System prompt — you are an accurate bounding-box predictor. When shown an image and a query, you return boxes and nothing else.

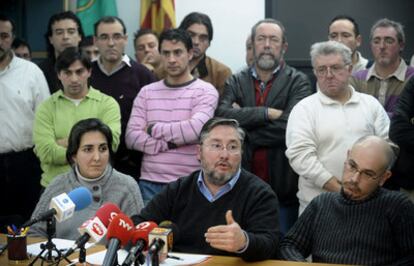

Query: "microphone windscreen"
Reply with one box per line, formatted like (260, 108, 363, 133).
(95, 202, 121, 227)
(68, 187, 92, 211)
(132, 221, 158, 248)
(107, 213, 134, 247)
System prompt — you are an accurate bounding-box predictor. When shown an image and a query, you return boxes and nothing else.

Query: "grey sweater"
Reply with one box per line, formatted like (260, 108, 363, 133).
(279, 188, 414, 265)
(28, 166, 144, 241)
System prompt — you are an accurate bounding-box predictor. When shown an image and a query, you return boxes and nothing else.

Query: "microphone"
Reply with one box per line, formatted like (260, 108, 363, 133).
(102, 213, 134, 266)
(148, 221, 177, 255)
(64, 202, 121, 257)
(121, 221, 158, 266)
(22, 187, 92, 227)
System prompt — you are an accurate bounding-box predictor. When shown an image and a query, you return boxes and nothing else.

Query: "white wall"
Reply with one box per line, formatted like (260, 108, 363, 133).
(118, 0, 265, 72)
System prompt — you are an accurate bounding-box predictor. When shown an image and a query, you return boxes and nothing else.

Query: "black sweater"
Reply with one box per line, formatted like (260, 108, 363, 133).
(136, 169, 280, 261)
(279, 188, 414, 265)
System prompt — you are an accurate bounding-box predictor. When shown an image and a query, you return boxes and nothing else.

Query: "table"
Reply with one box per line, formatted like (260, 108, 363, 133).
(0, 235, 350, 265)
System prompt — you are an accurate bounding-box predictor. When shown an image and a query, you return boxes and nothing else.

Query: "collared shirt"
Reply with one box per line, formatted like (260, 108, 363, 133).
(97, 54, 131, 76)
(197, 168, 241, 202)
(352, 51, 369, 74)
(366, 59, 407, 106)
(0, 54, 50, 153)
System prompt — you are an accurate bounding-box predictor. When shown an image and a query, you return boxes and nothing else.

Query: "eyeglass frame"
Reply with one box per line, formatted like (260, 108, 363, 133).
(314, 64, 350, 77)
(202, 142, 242, 154)
(344, 158, 386, 181)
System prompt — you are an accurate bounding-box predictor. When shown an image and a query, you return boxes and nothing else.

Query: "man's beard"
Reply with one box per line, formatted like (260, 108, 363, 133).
(256, 52, 279, 70)
(204, 169, 233, 186)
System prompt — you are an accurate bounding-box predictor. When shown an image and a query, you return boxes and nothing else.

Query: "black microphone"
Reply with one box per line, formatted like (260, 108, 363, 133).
(102, 213, 134, 266)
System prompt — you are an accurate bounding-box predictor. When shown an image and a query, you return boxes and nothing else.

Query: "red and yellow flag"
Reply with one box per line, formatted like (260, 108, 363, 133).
(140, 0, 176, 34)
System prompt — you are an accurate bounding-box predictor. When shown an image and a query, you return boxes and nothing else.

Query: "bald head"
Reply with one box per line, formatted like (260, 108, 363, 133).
(351, 136, 397, 171)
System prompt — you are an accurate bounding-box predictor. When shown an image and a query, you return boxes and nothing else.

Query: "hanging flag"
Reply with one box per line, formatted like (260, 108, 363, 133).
(76, 0, 118, 36)
(140, 0, 176, 35)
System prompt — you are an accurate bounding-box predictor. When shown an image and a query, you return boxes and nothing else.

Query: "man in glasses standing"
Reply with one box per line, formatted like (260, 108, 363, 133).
(280, 136, 414, 265)
(350, 18, 414, 116)
(286, 41, 389, 214)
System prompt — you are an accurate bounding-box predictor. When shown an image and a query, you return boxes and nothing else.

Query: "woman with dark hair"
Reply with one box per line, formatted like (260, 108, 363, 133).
(29, 118, 144, 240)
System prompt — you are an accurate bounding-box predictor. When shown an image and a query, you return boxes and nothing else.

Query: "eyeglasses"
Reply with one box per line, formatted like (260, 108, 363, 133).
(204, 143, 241, 154)
(344, 159, 383, 181)
(97, 33, 125, 42)
(314, 64, 349, 77)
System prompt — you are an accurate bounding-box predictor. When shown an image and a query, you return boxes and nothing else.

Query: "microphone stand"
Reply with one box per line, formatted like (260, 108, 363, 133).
(135, 253, 145, 265)
(150, 250, 160, 266)
(29, 217, 71, 265)
(78, 244, 86, 264)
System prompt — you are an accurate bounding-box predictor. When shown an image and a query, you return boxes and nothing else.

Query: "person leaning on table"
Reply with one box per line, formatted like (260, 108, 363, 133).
(133, 117, 280, 261)
(29, 118, 144, 240)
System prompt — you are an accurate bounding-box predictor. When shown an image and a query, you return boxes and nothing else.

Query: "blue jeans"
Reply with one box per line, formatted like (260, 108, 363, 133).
(139, 180, 167, 206)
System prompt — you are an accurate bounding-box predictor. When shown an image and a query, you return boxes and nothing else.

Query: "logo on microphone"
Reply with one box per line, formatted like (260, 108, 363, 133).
(92, 222, 105, 236)
(118, 219, 133, 231)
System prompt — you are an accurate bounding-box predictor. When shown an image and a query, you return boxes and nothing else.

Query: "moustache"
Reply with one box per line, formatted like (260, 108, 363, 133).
(215, 160, 231, 168)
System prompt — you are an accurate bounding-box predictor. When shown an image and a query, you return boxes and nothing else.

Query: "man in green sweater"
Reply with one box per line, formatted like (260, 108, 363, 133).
(280, 136, 414, 265)
(33, 47, 121, 187)
(134, 117, 280, 261)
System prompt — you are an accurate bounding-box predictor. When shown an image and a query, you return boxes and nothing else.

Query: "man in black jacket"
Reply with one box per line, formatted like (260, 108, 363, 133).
(390, 76, 414, 201)
(216, 19, 312, 235)
(135, 118, 280, 261)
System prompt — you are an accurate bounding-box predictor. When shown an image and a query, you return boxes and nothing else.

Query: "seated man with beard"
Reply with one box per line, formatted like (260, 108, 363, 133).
(133, 117, 280, 261)
(279, 136, 414, 265)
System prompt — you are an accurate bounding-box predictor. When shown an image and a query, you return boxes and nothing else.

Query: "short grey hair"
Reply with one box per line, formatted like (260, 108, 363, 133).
(199, 117, 245, 145)
(370, 18, 405, 45)
(310, 40, 352, 67)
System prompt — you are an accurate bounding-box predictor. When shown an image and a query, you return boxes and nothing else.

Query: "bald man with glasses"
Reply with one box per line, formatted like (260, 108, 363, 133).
(280, 136, 414, 265)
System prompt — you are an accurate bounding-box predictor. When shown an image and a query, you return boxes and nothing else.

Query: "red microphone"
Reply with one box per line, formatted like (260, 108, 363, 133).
(102, 213, 134, 266)
(64, 202, 121, 257)
(121, 221, 158, 266)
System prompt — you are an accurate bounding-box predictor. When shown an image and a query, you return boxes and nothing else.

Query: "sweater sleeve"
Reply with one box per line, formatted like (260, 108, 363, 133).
(279, 199, 316, 261)
(117, 174, 145, 217)
(27, 176, 66, 238)
(99, 95, 122, 152)
(150, 85, 218, 146)
(285, 102, 334, 188)
(33, 99, 67, 165)
(239, 181, 280, 261)
(125, 87, 169, 155)
(388, 195, 414, 264)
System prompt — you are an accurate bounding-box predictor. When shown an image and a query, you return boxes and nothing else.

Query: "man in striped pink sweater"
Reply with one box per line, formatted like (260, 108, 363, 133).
(126, 29, 219, 204)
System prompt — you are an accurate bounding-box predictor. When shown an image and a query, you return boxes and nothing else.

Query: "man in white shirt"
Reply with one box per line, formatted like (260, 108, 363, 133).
(0, 15, 50, 222)
(286, 41, 389, 213)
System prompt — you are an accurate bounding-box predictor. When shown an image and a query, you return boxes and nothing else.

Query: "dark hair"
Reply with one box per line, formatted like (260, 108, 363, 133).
(55, 47, 91, 73)
(79, 35, 94, 48)
(12, 37, 31, 54)
(45, 11, 84, 59)
(199, 117, 245, 145)
(94, 16, 126, 36)
(66, 118, 114, 166)
(251, 18, 287, 44)
(329, 15, 360, 36)
(134, 28, 158, 45)
(179, 12, 213, 42)
(0, 14, 15, 35)
(159, 29, 193, 52)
